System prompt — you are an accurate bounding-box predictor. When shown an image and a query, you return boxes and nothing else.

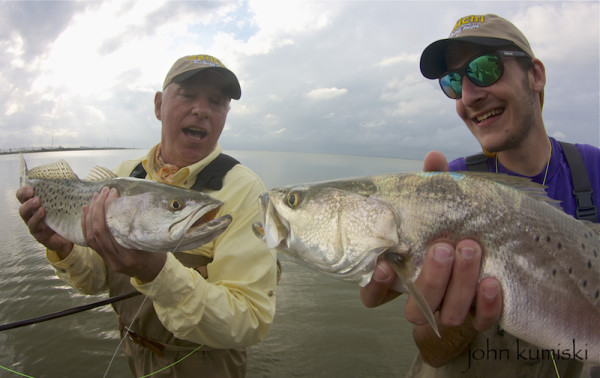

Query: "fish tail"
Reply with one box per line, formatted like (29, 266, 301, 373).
(19, 154, 28, 188)
(385, 253, 441, 338)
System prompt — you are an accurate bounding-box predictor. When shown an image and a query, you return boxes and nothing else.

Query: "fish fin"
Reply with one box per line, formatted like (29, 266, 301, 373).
(458, 171, 562, 208)
(26, 159, 79, 180)
(85, 166, 118, 181)
(582, 220, 600, 234)
(384, 252, 441, 338)
(19, 154, 28, 187)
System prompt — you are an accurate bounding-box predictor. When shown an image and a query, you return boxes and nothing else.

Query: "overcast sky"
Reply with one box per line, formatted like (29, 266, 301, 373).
(1, 0, 598, 160)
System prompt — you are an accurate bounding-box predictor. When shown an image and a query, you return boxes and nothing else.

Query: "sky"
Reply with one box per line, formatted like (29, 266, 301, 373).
(1, 0, 599, 160)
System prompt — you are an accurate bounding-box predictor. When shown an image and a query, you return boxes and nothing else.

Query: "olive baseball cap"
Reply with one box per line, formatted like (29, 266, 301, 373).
(162, 54, 241, 100)
(420, 14, 535, 79)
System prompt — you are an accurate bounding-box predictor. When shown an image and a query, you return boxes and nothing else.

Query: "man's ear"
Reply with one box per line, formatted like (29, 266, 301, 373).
(154, 91, 163, 121)
(530, 58, 546, 94)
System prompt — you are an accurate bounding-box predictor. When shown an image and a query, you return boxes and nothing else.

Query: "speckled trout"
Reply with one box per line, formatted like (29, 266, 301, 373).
(20, 156, 232, 252)
(252, 172, 600, 363)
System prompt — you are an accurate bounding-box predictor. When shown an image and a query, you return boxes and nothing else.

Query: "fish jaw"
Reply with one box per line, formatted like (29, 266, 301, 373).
(253, 186, 402, 285)
(253, 192, 290, 249)
(168, 202, 232, 250)
(106, 187, 231, 253)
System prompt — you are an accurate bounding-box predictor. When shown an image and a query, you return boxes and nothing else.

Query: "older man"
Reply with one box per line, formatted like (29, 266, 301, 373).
(17, 54, 277, 377)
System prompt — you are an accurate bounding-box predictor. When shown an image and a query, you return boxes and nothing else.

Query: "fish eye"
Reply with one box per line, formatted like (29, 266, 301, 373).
(169, 198, 185, 211)
(287, 191, 303, 208)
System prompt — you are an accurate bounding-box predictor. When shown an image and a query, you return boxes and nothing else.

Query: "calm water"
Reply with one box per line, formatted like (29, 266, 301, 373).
(0, 149, 422, 377)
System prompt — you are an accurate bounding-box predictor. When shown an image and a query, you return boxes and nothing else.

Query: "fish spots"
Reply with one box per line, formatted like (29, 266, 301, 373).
(533, 235, 564, 253)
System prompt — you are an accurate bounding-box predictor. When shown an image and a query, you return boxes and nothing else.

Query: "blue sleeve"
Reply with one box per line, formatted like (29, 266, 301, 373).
(448, 157, 468, 172)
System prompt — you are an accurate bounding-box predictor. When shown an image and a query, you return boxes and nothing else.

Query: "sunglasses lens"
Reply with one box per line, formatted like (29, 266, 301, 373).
(440, 72, 462, 99)
(439, 53, 504, 99)
(467, 54, 502, 86)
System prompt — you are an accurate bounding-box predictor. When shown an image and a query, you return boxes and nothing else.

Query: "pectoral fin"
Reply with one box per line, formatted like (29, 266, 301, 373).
(385, 252, 441, 338)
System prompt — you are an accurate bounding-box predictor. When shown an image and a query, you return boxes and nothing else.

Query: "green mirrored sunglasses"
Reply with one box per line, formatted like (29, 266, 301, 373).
(439, 50, 529, 99)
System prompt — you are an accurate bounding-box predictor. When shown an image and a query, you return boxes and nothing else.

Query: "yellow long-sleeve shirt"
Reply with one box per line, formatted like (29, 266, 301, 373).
(46, 144, 277, 350)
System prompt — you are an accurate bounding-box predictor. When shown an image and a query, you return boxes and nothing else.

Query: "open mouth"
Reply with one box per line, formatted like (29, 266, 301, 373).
(252, 222, 265, 238)
(183, 127, 208, 139)
(474, 108, 504, 124)
(190, 207, 221, 229)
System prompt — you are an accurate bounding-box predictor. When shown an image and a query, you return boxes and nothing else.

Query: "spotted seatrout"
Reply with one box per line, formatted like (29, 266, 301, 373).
(253, 172, 600, 363)
(20, 156, 232, 252)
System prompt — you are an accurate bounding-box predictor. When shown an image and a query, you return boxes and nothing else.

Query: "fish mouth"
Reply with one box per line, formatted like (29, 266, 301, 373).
(252, 221, 266, 238)
(190, 206, 221, 229)
(187, 203, 232, 233)
(253, 192, 289, 249)
(171, 203, 232, 248)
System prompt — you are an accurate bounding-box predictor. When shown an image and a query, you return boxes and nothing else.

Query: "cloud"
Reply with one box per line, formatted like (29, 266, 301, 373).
(305, 87, 349, 100)
(0, 1, 598, 158)
(377, 53, 420, 67)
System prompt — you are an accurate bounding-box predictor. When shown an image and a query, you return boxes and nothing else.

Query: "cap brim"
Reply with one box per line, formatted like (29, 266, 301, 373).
(173, 67, 242, 100)
(420, 37, 516, 79)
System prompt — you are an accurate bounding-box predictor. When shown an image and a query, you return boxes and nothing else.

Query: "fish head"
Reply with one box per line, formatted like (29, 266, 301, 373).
(106, 179, 232, 252)
(253, 183, 401, 286)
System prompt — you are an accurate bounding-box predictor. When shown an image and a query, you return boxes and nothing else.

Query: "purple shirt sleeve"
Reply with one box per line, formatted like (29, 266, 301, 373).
(448, 138, 600, 222)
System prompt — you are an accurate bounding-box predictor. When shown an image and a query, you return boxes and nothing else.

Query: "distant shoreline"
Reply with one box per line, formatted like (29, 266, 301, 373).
(0, 147, 133, 155)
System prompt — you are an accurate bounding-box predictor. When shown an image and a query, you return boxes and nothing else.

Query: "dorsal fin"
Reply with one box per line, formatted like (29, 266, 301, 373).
(85, 166, 117, 181)
(27, 159, 79, 180)
(460, 171, 562, 208)
(583, 221, 600, 234)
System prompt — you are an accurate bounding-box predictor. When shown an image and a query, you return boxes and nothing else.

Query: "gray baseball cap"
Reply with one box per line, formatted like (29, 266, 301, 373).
(162, 54, 241, 100)
(420, 14, 535, 79)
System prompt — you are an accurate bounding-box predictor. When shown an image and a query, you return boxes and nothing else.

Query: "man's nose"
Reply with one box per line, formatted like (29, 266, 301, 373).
(460, 76, 487, 106)
(191, 97, 211, 118)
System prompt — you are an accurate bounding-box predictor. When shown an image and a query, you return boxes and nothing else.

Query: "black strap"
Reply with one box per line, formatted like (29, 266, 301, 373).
(559, 141, 597, 221)
(130, 153, 240, 192)
(191, 154, 240, 191)
(465, 153, 489, 172)
(130, 162, 147, 179)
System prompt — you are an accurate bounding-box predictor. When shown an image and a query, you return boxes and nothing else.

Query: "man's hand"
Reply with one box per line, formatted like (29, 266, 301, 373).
(359, 150, 503, 361)
(360, 150, 455, 308)
(82, 187, 167, 283)
(16, 186, 74, 258)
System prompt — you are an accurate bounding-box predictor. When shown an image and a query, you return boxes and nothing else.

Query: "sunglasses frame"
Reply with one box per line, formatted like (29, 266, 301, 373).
(439, 50, 530, 99)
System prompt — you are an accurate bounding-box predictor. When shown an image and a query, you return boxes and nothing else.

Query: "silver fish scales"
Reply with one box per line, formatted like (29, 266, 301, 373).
(20, 156, 232, 252)
(253, 171, 600, 363)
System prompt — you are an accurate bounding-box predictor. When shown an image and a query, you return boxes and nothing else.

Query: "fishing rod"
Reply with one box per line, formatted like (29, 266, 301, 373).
(0, 291, 141, 332)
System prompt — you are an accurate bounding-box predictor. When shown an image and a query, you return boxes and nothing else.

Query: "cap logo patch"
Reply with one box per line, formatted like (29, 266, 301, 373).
(188, 55, 226, 68)
(449, 15, 485, 38)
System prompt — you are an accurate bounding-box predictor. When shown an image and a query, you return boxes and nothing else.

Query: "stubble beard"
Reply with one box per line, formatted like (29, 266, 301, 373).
(483, 75, 538, 154)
